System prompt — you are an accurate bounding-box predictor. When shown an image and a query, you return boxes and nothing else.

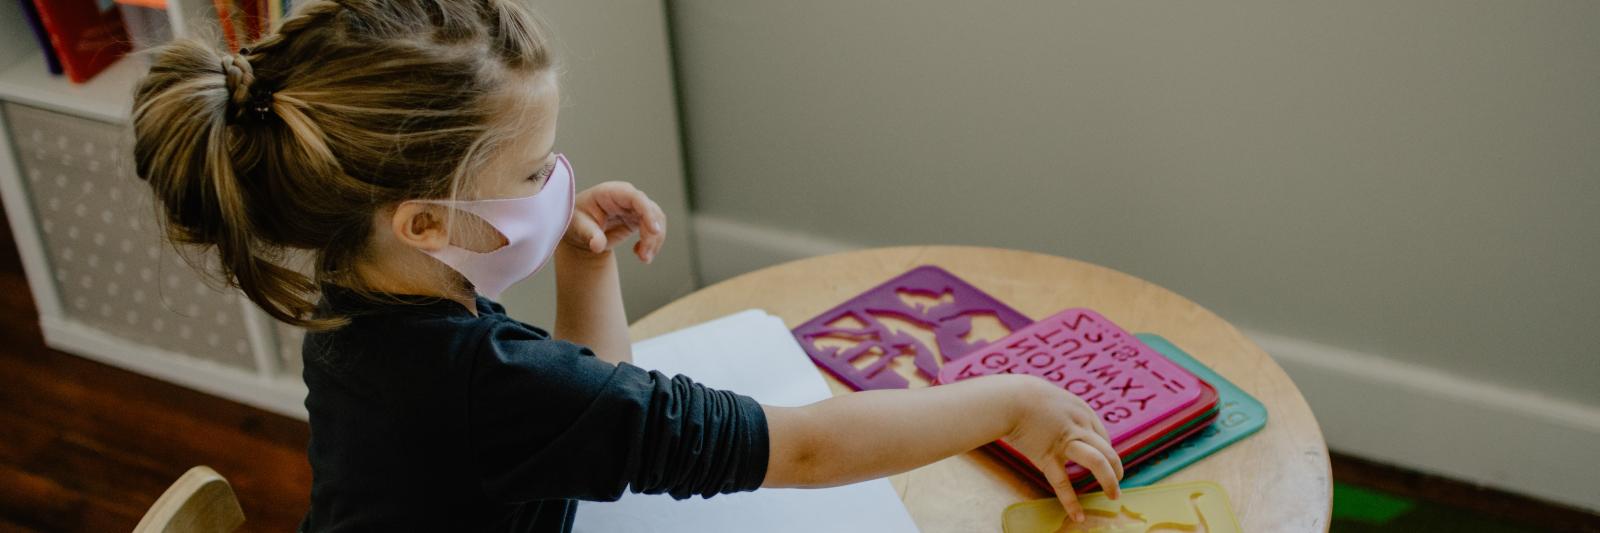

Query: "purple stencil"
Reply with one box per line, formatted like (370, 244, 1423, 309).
(791, 265, 1034, 391)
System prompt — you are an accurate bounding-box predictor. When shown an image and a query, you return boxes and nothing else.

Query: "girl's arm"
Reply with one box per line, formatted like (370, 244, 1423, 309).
(763, 374, 1124, 523)
(552, 181, 667, 365)
(553, 247, 631, 365)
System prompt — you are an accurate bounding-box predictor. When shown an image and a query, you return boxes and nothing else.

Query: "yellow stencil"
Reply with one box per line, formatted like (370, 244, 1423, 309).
(1001, 481, 1242, 533)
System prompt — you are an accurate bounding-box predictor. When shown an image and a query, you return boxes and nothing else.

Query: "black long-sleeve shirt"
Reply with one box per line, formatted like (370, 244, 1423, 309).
(297, 286, 770, 532)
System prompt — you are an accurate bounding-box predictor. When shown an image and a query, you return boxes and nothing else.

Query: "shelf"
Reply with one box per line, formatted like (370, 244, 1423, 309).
(0, 54, 143, 124)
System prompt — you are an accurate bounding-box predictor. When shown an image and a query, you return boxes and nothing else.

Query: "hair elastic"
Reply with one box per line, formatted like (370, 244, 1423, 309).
(222, 50, 274, 122)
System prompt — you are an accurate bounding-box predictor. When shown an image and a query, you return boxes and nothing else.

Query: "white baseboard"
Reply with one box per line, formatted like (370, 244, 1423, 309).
(693, 214, 1600, 512)
(1256, 330, 1600, 511)
(41, 315, 309, 421)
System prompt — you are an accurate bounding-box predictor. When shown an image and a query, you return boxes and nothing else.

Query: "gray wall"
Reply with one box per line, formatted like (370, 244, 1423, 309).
(669, 1, 1600, 407)
(499, 0, 697, 326)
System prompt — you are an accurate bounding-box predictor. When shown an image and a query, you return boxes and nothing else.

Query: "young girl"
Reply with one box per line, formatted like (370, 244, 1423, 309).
(129, 0, 1121, 530)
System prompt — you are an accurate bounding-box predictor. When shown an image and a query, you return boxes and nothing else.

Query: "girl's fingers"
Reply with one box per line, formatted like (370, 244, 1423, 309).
(1090, 416, 1112, 447)
(1078, 432, 1124, 482)
(1070, 406, 1111, 445)
(603, 223, 634, 243)
(1040, 461, 1085, 523)
(608, 185, 666, 263)
(600, 214, 654, 262)
(633, 216, 661, 263)
(577, 182, 668, 262)
(1066, 439, 1121, 500)
(643, 194, 667, 234)
(567, 209, 607, 253)
(638, 199, 666, 263)
(1069, 409, 1108, 445)
(599, 212, 648, 262)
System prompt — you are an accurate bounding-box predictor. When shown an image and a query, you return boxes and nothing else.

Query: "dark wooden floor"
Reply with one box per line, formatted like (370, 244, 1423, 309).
(1332, 453, 1599, 532)
(0, 210, 310, 532)
(1, 205, 1597, 532)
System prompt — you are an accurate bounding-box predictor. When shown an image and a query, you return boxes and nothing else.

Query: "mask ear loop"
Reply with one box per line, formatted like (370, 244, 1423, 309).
(410, 155, 577, 299)
(398, 200, 513, 256)
(406, 154, 576, 258)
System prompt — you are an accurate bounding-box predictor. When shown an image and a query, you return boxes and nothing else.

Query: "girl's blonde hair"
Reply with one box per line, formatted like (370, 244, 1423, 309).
(131, 0, 554, 329)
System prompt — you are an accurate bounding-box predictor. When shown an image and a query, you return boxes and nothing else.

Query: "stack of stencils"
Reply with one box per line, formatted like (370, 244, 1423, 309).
(935, 308, 1217, 492)
(791, 266, 1265, 493)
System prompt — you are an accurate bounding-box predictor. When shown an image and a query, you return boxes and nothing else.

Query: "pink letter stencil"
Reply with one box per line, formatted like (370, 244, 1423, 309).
(937, 308, 1205, 440)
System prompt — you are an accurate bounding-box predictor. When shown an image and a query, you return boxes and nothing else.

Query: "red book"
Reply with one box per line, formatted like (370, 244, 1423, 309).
(213, 0, 240, 50)
(213, 0, 266, 51)
(29, 0, 132, 83)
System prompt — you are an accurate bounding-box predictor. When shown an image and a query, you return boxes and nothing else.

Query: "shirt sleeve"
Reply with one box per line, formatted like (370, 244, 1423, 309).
(466, 320, 770, 503)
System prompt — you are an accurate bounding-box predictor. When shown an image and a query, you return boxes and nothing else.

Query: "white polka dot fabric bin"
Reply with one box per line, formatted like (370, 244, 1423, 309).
(6, 103, 267, 372)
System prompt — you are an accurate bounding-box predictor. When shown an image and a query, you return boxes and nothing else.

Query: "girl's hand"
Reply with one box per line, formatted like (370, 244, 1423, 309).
(563, 181, 667, 263)
(1006, 378, 1124, 522)
(759, 374, 1119, 523)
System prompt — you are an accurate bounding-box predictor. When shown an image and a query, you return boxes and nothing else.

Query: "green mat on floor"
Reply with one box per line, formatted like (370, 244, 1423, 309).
(1330, 482, 1550, 532)
(1333, 483, 1415, 524)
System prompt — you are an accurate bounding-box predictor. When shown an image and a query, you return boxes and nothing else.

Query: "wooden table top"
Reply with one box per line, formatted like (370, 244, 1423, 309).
(630, 246, 1331, 532)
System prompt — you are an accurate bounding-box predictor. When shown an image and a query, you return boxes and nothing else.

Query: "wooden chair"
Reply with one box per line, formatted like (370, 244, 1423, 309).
(132, 466, 246, 533)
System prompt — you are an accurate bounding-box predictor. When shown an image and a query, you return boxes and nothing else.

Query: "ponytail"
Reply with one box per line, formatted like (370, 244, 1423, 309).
(132, 41, 334, 328)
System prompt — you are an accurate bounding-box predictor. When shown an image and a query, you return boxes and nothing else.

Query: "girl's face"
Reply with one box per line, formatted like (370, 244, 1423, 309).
(438, 72, 562, 253)
(471, 71, 562, 201)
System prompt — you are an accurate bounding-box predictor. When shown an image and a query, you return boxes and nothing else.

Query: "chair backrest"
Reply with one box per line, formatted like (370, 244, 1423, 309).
(132, 466, 245, 533)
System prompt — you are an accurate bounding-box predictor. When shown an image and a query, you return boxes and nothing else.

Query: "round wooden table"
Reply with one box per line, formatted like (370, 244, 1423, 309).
(630, 246, 1332, 532)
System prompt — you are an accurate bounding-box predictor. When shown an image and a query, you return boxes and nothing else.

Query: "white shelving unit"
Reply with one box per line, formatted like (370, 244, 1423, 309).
(0, 1, 309, 420)
(0, 53, 141, 123)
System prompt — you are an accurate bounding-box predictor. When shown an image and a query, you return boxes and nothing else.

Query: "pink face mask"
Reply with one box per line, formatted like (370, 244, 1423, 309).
(415, 154, 575, 299)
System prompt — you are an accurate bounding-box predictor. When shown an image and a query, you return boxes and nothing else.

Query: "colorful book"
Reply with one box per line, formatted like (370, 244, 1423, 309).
(17, 0, 64, 74)
(29, 0, 132, 83)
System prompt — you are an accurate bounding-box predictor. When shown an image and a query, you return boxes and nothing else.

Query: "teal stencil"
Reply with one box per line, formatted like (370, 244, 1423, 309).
(1120, 334, 1268, 488)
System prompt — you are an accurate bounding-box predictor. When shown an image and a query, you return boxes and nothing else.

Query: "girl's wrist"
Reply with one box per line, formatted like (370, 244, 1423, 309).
(556, 242, 614, 265)
(999, 375, 1052, 441)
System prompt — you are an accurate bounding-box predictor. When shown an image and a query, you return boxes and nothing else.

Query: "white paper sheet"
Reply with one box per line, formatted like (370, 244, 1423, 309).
(573, 310, 920, 532)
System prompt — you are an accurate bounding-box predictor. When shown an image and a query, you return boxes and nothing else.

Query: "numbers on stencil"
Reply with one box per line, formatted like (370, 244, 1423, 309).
(1104, 407, 1132, 424)
(1109, 345, 1141, 362)
(1062, 312, 1096, 331)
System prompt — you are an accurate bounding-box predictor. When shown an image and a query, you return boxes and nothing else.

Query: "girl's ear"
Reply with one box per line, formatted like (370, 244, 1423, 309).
(389, 202, 449, 252)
